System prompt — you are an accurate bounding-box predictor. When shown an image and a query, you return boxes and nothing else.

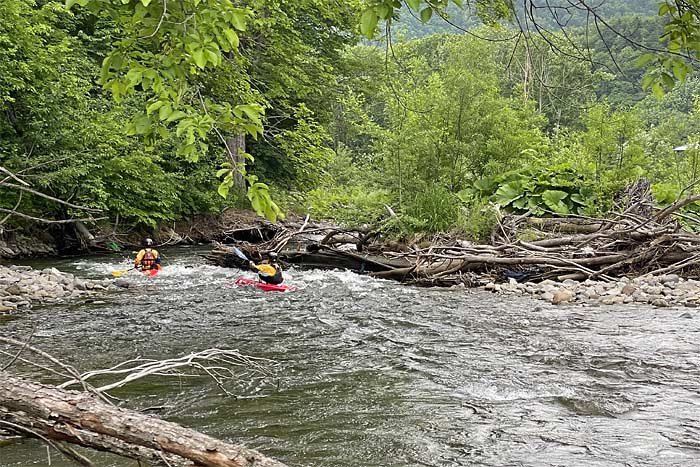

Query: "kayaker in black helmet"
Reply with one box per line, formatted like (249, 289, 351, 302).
(249, 251, 283, 285)
(134, 238, 162, 272)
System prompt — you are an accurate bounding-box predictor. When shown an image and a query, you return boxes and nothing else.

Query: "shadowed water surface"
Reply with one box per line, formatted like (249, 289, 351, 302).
(1, 247, 700, 466)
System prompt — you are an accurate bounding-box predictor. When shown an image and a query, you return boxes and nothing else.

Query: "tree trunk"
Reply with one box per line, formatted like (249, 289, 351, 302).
(0, 371, 288, 467)
(225, 133, 247, 197)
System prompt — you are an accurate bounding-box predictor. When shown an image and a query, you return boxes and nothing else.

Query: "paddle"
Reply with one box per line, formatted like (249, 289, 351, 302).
(231, 246, 249, 262)
(111, 266, 137, 278)
(232, 246, 273, 276)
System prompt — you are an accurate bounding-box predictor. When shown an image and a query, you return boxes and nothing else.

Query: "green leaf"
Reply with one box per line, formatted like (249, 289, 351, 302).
(641, 73, 656, 90)
(110, 81, 124, 102)
(99, 54, 114, 84)
(236, 104, 262, 122)
(126, 69, 143, 86)
(661, 71, 675, 90)
(158, 103, 173, 121)
(146, 100, 165, 115)
(250, 192, 263, 214)
(70, 0, 89, 7)
(420, 7, 433, 22)
(652, 81, 665, 99)
(474, 177, 496, 192)
(132, 114, 152, 135)
(140, 0, 152, 6)
(634, 53, 657, 68)
(205, 48, 220, 66)
(672, 60, 689, 81)
(512, 197, 528, 209)
(360, 9, 379, 38)
(493, 183, 523, 206)
(165, 110, 186, 123)
(192, 49, 207, 69)
(230, 10, 247, 31)
(406, 0, 421, 11)
(216, 168, 230, 178)
(218, 181, 231, 198)
(223, 29, 239, 49)
(176, 119, 194, 137)
(377, 4, 391, 19)
(542, 190, 569, 214)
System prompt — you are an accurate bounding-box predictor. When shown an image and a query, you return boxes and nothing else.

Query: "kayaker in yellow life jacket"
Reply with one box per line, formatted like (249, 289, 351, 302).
(134, 238, 162, 271)
(249, 251, 283, 285)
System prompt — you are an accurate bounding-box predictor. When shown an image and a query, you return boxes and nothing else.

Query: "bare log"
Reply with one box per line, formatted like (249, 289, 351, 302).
(655, 193, 700, 223)
(0, 371, 288, 467)
(525, 217, 605, 234)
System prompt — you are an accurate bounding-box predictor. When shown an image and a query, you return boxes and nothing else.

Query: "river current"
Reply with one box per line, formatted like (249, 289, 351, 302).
(1, 246, 700, 466)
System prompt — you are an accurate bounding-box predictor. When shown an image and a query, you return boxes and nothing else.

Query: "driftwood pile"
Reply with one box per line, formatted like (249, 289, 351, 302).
(207, 184, 700, 286)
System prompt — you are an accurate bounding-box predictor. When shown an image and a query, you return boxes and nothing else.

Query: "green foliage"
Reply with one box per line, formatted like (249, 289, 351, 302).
(261, 106, 336, 192)
(300, 186, 391, 228)
(456, 199, 499, 242)
(9, 0, 700, 242)
(461, 165, 597, 216)
(360, 0, 513, 39)
(64, 0, 292, 220)
(400, 185, 460, 233)
(641, 1, 700, 97)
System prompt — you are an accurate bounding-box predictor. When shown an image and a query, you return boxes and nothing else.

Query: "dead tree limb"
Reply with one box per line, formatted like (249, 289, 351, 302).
(0, 372, 287, 467)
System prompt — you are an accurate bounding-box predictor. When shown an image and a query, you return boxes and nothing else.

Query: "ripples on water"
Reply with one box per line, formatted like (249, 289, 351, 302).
(2, 247, 700, 466)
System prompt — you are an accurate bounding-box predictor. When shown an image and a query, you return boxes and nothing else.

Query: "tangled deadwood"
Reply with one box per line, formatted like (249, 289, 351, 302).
(207, 190, 700, 286)
(0, 335, 286, 467)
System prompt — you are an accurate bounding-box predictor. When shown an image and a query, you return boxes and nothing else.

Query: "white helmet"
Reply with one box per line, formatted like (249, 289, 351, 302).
(145, 238, 153, 246)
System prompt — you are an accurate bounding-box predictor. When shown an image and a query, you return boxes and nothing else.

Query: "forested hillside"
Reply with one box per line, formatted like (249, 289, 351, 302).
(392, 0, 660, 39)
(2, 0, 700, 251)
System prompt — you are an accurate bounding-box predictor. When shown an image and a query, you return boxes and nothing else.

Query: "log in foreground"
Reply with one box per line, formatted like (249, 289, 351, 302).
(0, 371, 287, 467)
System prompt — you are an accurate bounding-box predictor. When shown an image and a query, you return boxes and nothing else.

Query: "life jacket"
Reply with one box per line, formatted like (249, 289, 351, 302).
(257, 263, 283, 285)
(141, 249, 157, 270)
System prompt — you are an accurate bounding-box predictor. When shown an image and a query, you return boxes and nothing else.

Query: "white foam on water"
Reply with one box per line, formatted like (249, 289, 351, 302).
(454, 380, 576, 402)
(292, 267, 390, 290)
(72, 259, 131, 276)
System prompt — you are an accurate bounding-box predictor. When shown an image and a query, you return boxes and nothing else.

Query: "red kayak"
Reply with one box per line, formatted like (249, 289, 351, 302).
(142, 267, 161, 277)
(235, 277, 296, 292)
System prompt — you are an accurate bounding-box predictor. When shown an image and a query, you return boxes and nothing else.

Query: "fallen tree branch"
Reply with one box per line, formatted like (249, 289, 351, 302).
(0, 208, 106, 224)
(0, 182, 101, 213)
(0, 372, 288, 467)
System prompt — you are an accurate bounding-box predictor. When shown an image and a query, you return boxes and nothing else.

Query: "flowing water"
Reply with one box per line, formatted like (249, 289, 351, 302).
(2, 246, 700, 466)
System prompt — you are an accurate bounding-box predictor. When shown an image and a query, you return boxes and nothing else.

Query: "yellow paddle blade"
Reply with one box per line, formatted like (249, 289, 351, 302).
(111, 269, 130, 277)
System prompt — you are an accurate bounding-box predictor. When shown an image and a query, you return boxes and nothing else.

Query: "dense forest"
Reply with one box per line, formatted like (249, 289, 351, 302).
(2, 0, 700, 250)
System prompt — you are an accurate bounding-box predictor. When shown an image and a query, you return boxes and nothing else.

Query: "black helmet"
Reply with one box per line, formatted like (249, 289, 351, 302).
(145, 238, 153, 246)
(267, 251, 278, 260)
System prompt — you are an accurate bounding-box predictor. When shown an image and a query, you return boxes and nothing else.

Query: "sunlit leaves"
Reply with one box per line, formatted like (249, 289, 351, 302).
(63, 0, 289, 221)
(247, 174, 285, 221)
(360, 8, 379, 37)
(640, 0, 700, 98)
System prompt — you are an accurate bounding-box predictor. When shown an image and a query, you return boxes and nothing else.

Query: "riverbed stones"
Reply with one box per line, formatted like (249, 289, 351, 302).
(0, 265, 119, 313)
(552, 290, 574, 305)
(482, 274, 700, 308)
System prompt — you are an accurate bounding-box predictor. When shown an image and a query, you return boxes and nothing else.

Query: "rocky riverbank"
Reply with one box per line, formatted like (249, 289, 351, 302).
(484, 274, 700, 308)
(0, 265, 119, 313)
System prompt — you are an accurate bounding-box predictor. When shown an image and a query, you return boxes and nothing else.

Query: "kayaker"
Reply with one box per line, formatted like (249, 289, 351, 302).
(249, 251, 283, 285)
(134, 238, 162, 272)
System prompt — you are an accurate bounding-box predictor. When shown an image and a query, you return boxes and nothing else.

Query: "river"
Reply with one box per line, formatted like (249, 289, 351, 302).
(1, 246, 700, 466)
